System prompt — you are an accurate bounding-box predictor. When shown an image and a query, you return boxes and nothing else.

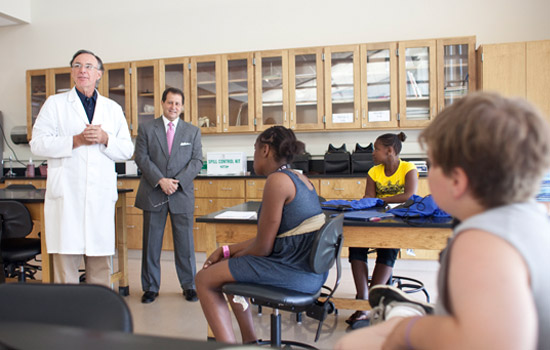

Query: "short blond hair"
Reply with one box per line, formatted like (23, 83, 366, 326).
(420, 92, 550, 208)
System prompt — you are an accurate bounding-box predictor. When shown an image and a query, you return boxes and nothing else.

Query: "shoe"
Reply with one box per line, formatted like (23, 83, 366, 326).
(345, 310, 369, 325)
(368, 285, 433, 325)
(183, 288, 198, 302)
(141, 291, 159, 304)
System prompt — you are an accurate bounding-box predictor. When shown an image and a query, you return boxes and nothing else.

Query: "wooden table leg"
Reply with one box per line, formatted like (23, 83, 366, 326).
(26, 202, 52, 283)
(112, 193, 129, 295)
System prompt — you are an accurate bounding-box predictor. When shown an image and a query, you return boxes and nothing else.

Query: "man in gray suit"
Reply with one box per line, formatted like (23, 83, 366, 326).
(134, 87, 203, 304)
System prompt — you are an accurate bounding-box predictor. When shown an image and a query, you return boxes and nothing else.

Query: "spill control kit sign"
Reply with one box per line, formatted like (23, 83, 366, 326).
(206, 152, 247, 175)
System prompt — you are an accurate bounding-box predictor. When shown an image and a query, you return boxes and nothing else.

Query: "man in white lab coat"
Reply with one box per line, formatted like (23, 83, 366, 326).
(30, 49, 134, 286)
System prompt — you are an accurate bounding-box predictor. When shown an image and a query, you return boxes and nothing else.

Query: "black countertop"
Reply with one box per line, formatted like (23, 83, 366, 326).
(196, 201, 452, 228)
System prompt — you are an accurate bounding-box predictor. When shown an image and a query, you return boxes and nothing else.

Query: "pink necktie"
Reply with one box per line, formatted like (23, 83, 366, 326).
(167, 122, 175, 155)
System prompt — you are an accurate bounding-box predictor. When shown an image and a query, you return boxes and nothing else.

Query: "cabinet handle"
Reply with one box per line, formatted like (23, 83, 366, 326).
(127, 225, 135, 229)
(217, 116, 220, 124)
(195, 205, 199, 208)
(209, 199, 213, 203)
(193, 226, 200, 230)
(355, 109, 359, 121)
(284, 112, 287, 122)
(221, 187, 233, 191)
(222, 206, 231, 209)
(290, 112, 294, 121)
(223, 115, 226, 124)
(362, 109, 366, 120)
(334, 188, 345, 191)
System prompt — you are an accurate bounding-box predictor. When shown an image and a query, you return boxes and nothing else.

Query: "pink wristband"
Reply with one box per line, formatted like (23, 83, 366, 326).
(405, 316, 421, 350)
(222, 245, 230, 259)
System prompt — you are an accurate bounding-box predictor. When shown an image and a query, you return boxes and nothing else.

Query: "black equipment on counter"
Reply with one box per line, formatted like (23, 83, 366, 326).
(323, 144, 350, 174)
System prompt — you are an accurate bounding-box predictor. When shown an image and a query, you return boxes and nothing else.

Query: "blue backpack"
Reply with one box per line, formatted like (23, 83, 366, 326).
(387, 195, 451, 218)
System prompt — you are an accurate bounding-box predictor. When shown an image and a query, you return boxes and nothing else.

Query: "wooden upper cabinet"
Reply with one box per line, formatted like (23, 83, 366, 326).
(191, 55, 222, 134)
(131, 59, 161, 136)
(324, 45, 361, 129)
(478, 40, 550, 123)
(254, 50, 290, 131)
(398, 39, 437, 128)
(360, 42, 399, 128)
(50, 67, 74, 95)
(26, 69, 51, 140)
(289, 47, 324, 130)
(222, 52, 255, 132)
(526, 40, 550, 122)
(160, 57, 191, 123)
(100, 62, 132, 129)
(437, 36, 476, 112)
(477, 42, 526, 98)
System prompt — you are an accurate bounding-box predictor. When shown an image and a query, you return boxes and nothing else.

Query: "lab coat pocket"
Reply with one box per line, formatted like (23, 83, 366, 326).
(45, 160, 64, 199)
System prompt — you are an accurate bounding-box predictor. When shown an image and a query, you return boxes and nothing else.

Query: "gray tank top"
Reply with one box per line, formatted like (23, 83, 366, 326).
(436, 201, 550, 349)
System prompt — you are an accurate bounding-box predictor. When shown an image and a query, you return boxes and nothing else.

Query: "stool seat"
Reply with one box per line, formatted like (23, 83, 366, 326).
(223, 283, 321, 311)
(1, 238, 41, 262)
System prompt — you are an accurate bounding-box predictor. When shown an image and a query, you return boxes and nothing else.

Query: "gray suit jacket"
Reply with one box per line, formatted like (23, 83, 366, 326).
(134, 117, 203, 214)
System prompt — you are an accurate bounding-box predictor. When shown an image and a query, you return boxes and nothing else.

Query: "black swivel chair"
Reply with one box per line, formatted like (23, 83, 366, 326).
(0, 200, 42, 282)
(0, 283, 133, 332)
(223, 214, 344, 349)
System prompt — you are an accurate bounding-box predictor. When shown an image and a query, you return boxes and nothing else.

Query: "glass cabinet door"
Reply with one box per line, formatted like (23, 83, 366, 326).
(191, 55, 222, 133)
(51, 67, 73, 95)
(360, 42, 398, 128)
(222, 52, 255, 132)
(254, 50, 289, 131)
(289, 47, 324, 130)
(131, 60, 160, 136)
(324, 45, 361, 129)
(160, 58, 191, 123)
(100, 62, 131, 128)
(26, 69, 50, 140)
(437, 36, 476, 111)
(398, 40, 437, 127)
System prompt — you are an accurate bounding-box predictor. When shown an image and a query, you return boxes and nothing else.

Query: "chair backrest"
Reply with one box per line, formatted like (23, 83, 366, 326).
(309, 214, 344, 274)
(0, 283, 133, 333)
(0, 201, 33, 240)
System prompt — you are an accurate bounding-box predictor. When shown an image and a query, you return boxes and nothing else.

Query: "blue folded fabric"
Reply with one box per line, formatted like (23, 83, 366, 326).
(387, 194, 451, 218)
(321, 198, 385, 210)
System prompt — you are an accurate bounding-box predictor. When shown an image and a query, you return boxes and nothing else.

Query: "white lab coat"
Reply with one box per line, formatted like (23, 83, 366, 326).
(30, 88, 134, 256)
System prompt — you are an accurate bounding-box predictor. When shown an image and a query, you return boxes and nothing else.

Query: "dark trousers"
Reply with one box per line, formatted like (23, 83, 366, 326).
(141, 206, 196, 292)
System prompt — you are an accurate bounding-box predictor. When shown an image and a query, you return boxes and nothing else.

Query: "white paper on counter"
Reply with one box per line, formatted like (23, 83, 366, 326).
(215, 211, 257, 220)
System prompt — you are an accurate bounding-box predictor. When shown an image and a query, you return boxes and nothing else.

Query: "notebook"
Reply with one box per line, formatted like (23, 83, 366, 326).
(343, 210, 394, 221)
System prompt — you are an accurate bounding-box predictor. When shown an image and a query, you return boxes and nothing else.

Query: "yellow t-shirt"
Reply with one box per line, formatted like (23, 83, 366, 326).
(368, 160, 417, 198)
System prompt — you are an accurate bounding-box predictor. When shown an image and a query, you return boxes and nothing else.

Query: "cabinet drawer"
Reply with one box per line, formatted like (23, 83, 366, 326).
(319, 178, 365, 199)
(126, 214, 143, 250)
(192, 220, 207, 252)
(246, 179, 266, 199)
(195, 198, 245, 215)
(194, 179, 245, 198)
(125, 202, 141, 215)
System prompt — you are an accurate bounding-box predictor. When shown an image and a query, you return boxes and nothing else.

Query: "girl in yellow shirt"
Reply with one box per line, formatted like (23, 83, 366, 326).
(347, 132, 418, 326)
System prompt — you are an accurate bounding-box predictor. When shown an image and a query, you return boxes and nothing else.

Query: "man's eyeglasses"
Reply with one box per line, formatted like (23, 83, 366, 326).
(71, 63, 99, 71)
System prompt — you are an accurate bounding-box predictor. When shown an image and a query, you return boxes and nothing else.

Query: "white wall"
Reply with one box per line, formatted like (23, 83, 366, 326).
(0, 0, 549, 163)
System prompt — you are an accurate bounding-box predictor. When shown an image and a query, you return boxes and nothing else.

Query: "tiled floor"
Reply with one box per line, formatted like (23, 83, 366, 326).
(122, 250, 439, 349)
